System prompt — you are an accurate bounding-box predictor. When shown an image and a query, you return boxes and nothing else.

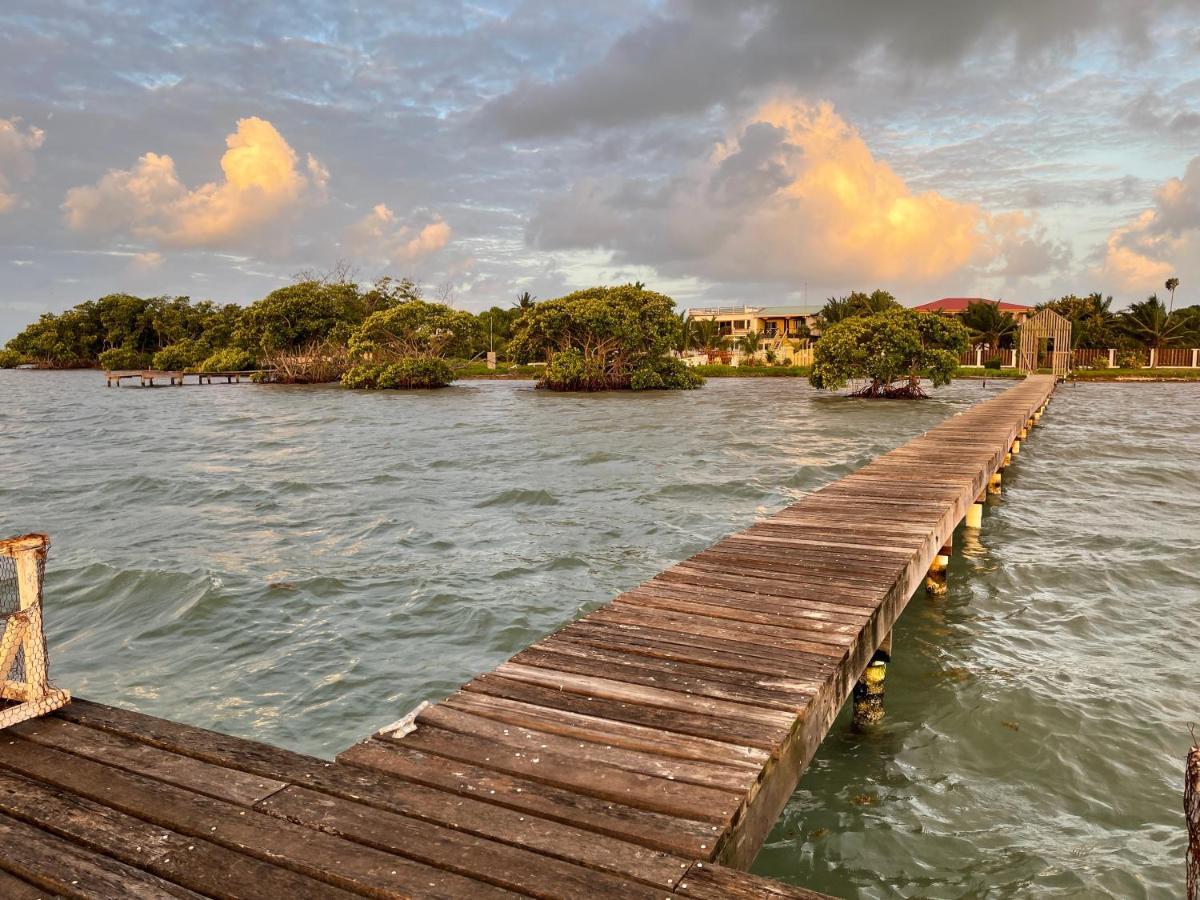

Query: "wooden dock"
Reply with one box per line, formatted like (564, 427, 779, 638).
(0, 375, 1055, 898)
(104, 369, 271, 387)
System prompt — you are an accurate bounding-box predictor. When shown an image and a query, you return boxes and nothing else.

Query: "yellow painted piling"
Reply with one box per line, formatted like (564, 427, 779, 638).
(852, 631, 891, 726)
(925, 538, 951, 595)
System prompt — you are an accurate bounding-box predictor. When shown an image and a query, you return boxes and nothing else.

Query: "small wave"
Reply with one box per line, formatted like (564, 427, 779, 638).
(475, 489, 560, 507)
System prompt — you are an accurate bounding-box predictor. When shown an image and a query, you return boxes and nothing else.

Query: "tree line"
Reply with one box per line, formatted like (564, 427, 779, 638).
(809, 289, 1200, 353)
(0, 278, 702, 392)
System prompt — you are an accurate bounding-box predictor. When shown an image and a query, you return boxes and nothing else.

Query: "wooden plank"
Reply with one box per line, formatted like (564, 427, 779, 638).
(607, 597, 860, 649)
(0, 768, 355, 900)
(414, 701, 755, 793)
(513, 643, 811, 712)
(337, 740, 724, 859)
(0, 811, 202, 900)
(622, 578, 874, 621)
(381, 719, 743, 823)
(49, 702, 689, 891)
(558, 620, 836, 680)
(438, 689, 770, 767)
(259, 785, 675, 899)
(0, 865, 56, 900)
(465, 672, 791, 752)
(676, 861, 836, 899)
(0, 737, 518, 899)
(9, 717, 286, 806)
(490, 663, 798, 731)
(616, 589, 864, 634)
(583, 604, 850, 659)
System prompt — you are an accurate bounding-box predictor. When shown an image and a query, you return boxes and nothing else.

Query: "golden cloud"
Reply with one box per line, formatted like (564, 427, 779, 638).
(63, 117, 326, 247)
(738, 100, 987, 282)
(1097, 157, 1200, 292)
(0, 116, 46, 214)
(343, 204, 452, 264)
(530, 99, 1059, 288)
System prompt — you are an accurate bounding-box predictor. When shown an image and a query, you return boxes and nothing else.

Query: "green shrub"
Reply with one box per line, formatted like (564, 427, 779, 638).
(0, 349, 25, 368)
(341, 358, 455, 390)
(510, 284, 696, 391)
(152, 338, 209, 371)
(541, 348, 608, 391)
(810, 309, 969, 398)
(1089, 356, 1110, 369)
(98, 347, 151, 370)
(198, 347, 259, 373)
(630, 368, 664, 390)
(983, 357, 1002, 370)
(1116, 351, 1143, 369)
(631, 356, 703, 391)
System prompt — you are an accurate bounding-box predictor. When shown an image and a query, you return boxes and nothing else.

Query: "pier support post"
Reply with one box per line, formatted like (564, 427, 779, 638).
(925, 537, 951, 595)
(988, 472, 1002, 495)
(1011, 439, 1020, 456)
(966, 494, 984, 529)
(853, 631, 891, 726)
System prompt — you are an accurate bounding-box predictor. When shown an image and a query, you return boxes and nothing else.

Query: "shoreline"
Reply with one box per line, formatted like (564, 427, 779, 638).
(7, 365, 1200, 384)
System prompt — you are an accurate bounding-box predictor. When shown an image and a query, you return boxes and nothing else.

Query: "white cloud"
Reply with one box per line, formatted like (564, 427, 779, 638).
(0, 116, 45, 213)
(130, 250, 164, 271)
(343, 203, 452, 265)
(62, 117, 326, 248)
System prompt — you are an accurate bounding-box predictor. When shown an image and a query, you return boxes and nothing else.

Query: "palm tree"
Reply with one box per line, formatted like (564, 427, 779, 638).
(853, 289, 900, 315)
(513, 291, 537, 310)
(674, 310, 692, 354)
(689, 318, 727, 354)
(817, 296, 856, 327)
(739, 330, 762, 357)
(960, 300, 1017, 350)
(1121, 295, 1189, 350)
(1165, 277, 1180, 313)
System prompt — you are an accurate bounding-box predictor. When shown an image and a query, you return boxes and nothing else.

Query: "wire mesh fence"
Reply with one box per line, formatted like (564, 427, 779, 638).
(0, 533, 69, 729)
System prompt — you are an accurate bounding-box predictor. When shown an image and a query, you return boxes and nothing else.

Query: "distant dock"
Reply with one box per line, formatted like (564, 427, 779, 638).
(0, 375, 1056, 897)
(104, 369, 273, 387)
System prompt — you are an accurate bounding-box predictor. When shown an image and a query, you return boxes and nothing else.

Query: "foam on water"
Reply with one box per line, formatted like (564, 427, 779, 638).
(1, 371, 1194, 897)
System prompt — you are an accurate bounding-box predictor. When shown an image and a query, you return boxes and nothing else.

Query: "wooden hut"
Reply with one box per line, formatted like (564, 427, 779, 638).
(1017, 308, 1072, 377)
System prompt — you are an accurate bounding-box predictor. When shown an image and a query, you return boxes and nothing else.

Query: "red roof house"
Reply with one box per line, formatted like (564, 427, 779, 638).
(912, 297, 1032, 320)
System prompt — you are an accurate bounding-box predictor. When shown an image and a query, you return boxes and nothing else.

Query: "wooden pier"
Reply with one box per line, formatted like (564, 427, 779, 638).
(104, 369, 271, 387)
(0, 376, 1056, 898)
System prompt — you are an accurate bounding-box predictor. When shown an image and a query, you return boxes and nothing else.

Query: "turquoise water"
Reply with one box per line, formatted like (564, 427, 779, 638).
(1, 371, 1195, 897)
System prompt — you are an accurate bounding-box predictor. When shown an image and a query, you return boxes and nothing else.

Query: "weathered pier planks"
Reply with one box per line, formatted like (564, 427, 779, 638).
(0, 375, 1054, 897)
(338, 374, 1056, 875)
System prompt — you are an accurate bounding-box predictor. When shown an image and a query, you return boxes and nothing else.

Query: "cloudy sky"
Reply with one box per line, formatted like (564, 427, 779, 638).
(2, 1, 1200, 339)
